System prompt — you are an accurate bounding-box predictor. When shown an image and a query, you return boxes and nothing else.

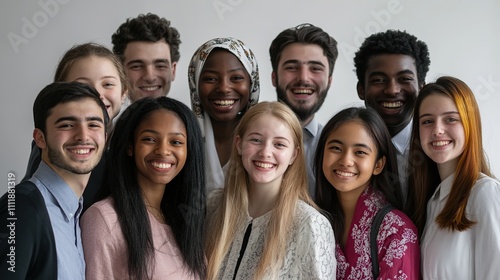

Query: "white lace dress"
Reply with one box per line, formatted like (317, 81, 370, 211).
(207, 192, 336, 279)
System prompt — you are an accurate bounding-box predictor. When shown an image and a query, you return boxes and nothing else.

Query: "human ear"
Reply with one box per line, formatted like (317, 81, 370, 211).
(33, 128, 47, 149)
(356, 81, 366, 100)
(372, 156, 386, 175)
(235, 135, 242, 155)
(289, 146, 299, 165)
(271, 71, 277, 87)
(127, 144, 133, 156)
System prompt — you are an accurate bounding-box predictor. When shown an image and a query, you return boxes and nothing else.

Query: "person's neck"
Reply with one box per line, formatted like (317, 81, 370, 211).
(247, 180, 281, 218)
(437, 159, 458, 182)
(210, 117, 239, 141)
(141, 184, 166, 209)
(299, 114, 314, 128)
(388, 118, 411, 137)
(44, 161, 90, 198)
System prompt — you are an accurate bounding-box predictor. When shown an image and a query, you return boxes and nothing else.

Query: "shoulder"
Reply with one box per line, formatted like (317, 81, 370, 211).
(380, 208, 418, 242)
(468, 175, 500, 213)
(294, 201, 333, 233)
(81, 197, 119, 232)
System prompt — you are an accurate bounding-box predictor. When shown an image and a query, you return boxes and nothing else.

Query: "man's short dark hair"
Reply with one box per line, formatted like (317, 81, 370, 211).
(33, 82, 109, 134)
(354, 29, 431, 86)
(111, 13, 181, 63)
(269, 23, 338, 77)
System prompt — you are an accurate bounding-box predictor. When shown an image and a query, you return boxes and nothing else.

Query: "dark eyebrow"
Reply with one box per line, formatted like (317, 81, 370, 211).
(419, 111, 460, 119)
(368, 69, 415, 78)
(202, 67, 245, 74)
(139, 129, 186, 138)
(55, 116, 104, 124)
(282, 59, 326, 67)
(326, 139, 373, 152)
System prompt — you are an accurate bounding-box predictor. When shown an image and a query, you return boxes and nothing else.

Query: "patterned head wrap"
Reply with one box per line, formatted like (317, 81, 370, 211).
(188, 37, 260, 120)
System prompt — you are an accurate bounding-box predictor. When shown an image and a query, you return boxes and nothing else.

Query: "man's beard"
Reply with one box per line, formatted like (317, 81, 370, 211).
(276, 84, 329, 123)
(47, 142, 97, 175)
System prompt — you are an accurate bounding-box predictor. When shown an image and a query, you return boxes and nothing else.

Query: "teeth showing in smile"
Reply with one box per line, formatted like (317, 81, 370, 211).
(71, 149, 91, 154)
(151, 162, 172, 169)
(255, 162, 274, 169)
(335, 170, 355, 177)
(381, 101, 402, 108)
(292, 89, 313, 95)
(141, 86, 160, 92)
(432, 140, 451, 147)
(213, 100, 235, 106)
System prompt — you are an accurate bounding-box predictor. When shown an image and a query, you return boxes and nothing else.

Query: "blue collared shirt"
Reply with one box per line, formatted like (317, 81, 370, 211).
(30, 162, 85, 280)
(303, 116, 324, 198)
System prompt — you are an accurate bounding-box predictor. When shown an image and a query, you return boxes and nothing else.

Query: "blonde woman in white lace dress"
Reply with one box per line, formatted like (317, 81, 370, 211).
(205, 101, 336, 280)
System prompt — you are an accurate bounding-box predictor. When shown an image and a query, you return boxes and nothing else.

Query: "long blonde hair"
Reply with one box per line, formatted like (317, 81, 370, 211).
(205, 101, 317, 279)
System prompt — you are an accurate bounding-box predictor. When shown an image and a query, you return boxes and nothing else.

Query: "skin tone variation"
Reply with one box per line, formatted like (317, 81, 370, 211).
(321, 121, 385, 246)
(235, 113, 298, 218)
(357, 54, 420, 136)
(272, 43, 331, 125)
(65, 55, 125, 119)
(129, 109, 187, 222)
(34, 98, 106, 197)
(418, 93, 465, 180)
(123, 40, 176, 102)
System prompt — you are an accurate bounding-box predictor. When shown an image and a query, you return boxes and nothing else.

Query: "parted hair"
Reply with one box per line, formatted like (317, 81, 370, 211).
(314, 107, 402, 242)
(99, 96, 206, 279)
(53, 42, 128, 97)
(205, 101, 318, 280)
(405, 76, 491, 234)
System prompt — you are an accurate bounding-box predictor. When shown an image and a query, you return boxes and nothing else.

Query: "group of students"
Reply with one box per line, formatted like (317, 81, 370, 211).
(0, 12, 499, 280)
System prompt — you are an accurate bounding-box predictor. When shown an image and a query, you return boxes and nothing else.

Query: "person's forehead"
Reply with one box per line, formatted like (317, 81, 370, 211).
(123, 40, 171, 61)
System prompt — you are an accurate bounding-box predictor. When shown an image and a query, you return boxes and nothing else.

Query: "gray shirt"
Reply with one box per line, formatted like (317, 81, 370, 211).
(30, 162, 85, 280)
(303, 116, 323, 198)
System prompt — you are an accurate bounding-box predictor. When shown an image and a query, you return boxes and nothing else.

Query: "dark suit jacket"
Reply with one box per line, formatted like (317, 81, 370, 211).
(0, 181, 57, 279)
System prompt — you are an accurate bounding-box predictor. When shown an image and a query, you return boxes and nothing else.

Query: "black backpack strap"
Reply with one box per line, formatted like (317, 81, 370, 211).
(370, 204, 394, 279)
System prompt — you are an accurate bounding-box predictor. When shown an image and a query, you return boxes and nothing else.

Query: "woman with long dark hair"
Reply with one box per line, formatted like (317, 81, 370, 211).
(81, 96, 206, 279)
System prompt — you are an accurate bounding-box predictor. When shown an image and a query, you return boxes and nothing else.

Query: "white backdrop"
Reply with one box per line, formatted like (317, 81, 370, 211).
(1, 0, 499, 195)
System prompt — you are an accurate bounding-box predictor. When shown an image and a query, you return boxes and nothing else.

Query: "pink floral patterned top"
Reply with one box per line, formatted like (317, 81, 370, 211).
(335, 186, 420, 280)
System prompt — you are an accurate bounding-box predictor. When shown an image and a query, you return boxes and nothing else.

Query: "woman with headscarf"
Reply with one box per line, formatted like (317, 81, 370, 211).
(188, 37, 260, 193)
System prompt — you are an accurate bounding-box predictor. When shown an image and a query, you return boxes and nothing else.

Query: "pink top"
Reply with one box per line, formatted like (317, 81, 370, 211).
(80, 197, 198, 280)
(336, 186, 420, 280)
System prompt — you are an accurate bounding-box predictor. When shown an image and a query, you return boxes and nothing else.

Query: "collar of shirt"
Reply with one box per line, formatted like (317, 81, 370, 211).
(391, 121, 412, 155)
(303, 115, 322, 139)
(432, 172, 455, 202)
(30, 161, 83, 221)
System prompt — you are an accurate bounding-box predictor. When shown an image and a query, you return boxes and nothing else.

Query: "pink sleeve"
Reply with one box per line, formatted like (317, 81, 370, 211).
(80, 203, 128, 280)
(377, 210, 421, 280)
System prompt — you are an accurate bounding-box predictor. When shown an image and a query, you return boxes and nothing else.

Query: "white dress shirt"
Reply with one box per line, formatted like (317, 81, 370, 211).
(421, 173, 500, 279)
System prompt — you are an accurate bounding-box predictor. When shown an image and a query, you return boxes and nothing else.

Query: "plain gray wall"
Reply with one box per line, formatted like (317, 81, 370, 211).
(1, 0, 499, 195)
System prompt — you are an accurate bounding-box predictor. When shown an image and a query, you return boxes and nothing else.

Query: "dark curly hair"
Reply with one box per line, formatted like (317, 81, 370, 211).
(111, 13, 181, 63)
(269, 23, 338, 77)
(354, 29, 430, 86)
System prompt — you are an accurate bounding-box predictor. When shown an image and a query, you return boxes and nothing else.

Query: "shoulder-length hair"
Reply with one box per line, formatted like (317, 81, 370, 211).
(205, 101, 317, 280)
(99, 96, 206, 279)
(314, 107, 402, 242)
(405, 76, 491, 234)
